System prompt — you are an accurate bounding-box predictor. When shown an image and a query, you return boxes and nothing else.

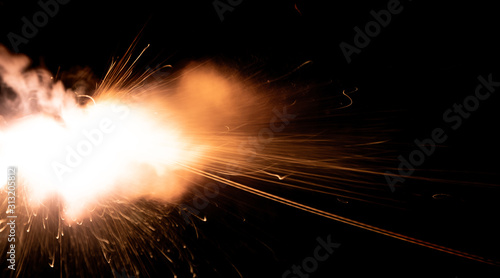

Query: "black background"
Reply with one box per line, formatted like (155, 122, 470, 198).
(1, 0, 500, 277)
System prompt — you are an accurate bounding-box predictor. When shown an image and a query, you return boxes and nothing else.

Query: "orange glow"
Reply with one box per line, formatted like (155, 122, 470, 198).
(0, 99, 198, 219)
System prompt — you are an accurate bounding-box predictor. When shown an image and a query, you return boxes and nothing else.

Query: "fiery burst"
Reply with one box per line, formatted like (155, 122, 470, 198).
(0, 42, 498, 277)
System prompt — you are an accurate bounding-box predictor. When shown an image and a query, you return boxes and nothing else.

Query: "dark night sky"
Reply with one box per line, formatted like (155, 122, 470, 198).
(1, 1, 500, 277)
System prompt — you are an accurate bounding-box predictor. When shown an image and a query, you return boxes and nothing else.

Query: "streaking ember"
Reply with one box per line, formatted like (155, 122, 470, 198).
(0, 43, 498, 277)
